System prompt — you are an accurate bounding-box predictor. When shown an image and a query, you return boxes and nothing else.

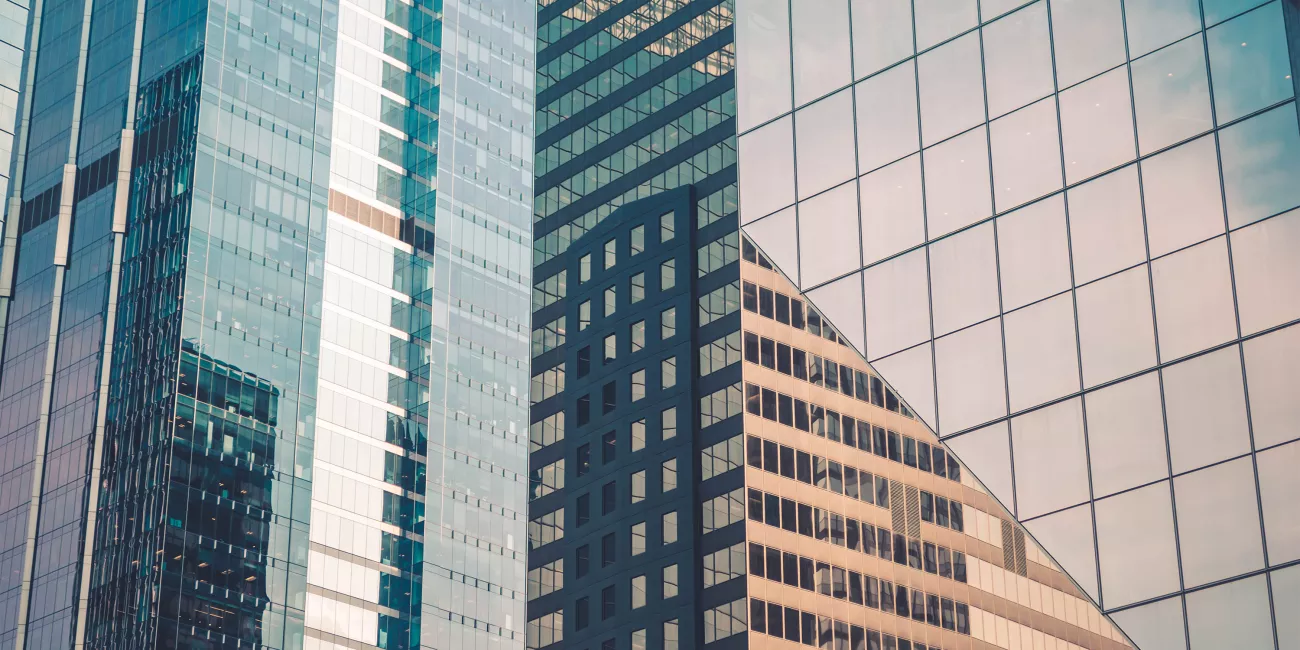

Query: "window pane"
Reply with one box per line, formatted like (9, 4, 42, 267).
(914, 0, 977, 51)
(1162, 346, 1250, 475)
(1024, 503, 1098, 599)
(1085, 373, 1168, 497)
(1004, 294, 1080, 413)
(851, 0, 914, 77)
(1050, 0, 1126, 88)
(945, 421, 1014, 507)
(1219, 104, 1300, 229)
(1243, 323, 1300, 448)
(745, 206, 799, 283)
(990, 97, 1063, 212)
(791, 0, 851, 105)
(1011, 398, 1090, 519)
(855, 61, 920, 173)
(1256, 441, 1300, 564)
(996, 195, 1070, 311)
(1206, 2, 1293, 124)
(1151, 237, 1237, 361)
(739, 116, 796, 224)
(1124, 0, 1202, 58)
(1131, 35, 1212, 155)
(859, 155, 924, 264)
(981, 2, 1054, 119)
(929, 223, 998, 336)
(1095, 483, 1181, 608)
(863, 248, 930, 359)
(923, 126, 992, 237)
(1108, 597, 1188, 650)
(1174, 459, 1264, 587)
(1067, 165, 1146, 285)
(1141, 135, 1224, 258)
(1075, 266, 1157, 388)
(735, 0, 792, 131)
(871, 343, 936, 428)
(795, 88, 856, 199)
(1186, 575, 1274, 650)
(798, 183, 861, 288)
(1230, 208, 1300, 335)
(934, 319, 1007, 435)
(917, 33, 986, 147)
(1278, 565, 1300, 650)
(1059, 66, 1135, 184)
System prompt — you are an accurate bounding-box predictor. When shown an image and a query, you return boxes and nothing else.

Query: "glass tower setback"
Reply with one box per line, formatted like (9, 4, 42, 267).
(737, 0, 1300, 648)
(0, 0, 533, 647)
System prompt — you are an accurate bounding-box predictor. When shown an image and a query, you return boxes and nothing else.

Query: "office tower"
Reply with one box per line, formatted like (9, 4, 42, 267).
(527, 0, 737, 647)
(737, 0, 1300, 648)
(0, 0, 534, 648)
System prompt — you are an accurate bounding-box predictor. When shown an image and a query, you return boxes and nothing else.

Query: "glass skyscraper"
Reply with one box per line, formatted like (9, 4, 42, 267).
(737, 0, 1300, 649)
(0, 0, 534, 648)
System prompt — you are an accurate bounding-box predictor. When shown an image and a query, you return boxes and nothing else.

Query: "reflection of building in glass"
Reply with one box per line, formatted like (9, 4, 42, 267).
(737, 0, 1300, 648)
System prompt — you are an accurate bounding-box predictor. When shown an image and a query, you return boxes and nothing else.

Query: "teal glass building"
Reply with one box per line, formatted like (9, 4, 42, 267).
(0, 0, 534, 648)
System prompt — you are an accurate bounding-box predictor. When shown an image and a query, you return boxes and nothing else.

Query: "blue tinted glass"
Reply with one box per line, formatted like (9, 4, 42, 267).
(1206, 1, 1294, 124)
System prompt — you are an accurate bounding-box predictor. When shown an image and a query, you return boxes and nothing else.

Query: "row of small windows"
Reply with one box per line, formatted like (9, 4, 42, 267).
(741, 277, 847, 346)
(702, 542, 747, 588)
(698, 281, 740, 326)
(573, 408, 678, 479)
(698, 330, 742, 377)
(744, 487, 970, 586)
(743, 329, 906, 415)
(744, 382, 962, 483)
(572, 563, 679, 630)
(699, 383, 743, 428)
(573, 459, 676, 525)
(576, 315, 673, 375)
(701, 488, 746, 534)
(747, 542, 972, 636)
(578, 214, 674, 281)
(531, 459, 565, 500)
(532, 315, 566, 357)
(700, 434, 745, 481)
(745, 434, 965, 534)
(528, 559, 564, 600)
(530, 412, 565, 452)
(573, 356, 677, 424)
(578, 295, 677, 337)
(573, 517, 680, 585)
(748, 598, 949, 650)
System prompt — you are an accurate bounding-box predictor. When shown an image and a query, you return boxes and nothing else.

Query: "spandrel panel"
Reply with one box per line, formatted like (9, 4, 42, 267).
(922, 126, 992, 238)
(1131, 35, 1213, 155)
(1059, 66, 1136, 184)
(859, 155, 925, 264)
(1256, 441, 1300, 564)
(1095, 482, 1182, 608)
(1010, 397, 1089, 519)
(934, 319, 1006, 435)
(1242, 323, 1300, 449)
(1141, 135, 1225, 258)
(928, 222, 998, 337)
(1162, 346, 1250, 475)
(917, 33, 986, 147)
(1003, 293, 1080, 413)
(990, 97, 1063, 213)
(1206, 2, 1293, 125)
(1231, 208, 1300, 335)
(1151, 237, 1237, 361)
(1085, 372, 1169, 498)
(1075, 266, 1157, 388)
(995, 194, 1070, 311)
(795, 89, 856, 200)
(735, 0, 793, 131)
(1049, 0, 1127, 89)
(981, 2, 1054, 119)
(855, 61, 920, 174)
(1218, 103, 1300, 229)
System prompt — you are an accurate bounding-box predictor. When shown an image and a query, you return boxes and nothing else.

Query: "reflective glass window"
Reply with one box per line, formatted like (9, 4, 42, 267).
(863, 249, 931, 359)
(990, 97, 1063, 212)
(1230, 208, 1300, 335)
(917, 33, 986, 147)
(1075, 266, 1157, 387)
(1186, 575, 1274, 650)
(739, 116, 796, 224)
(1218, 104, 1300, 229)
(859, 155, 924, 264)
(1124, 0, 1203, 58)
(1162, 346, 1250, 475)
(791, 0, 852, 105)
(1108, 597, 1189, 650)
(1151, 237, 1237, 361)
(1206, 2, 1293, 124)
(1011, 398, 1090, 519)
(1278, 566, 1300, 650)
(1024, 504, 1099, 599)
(1059, 66, 1136, 184)
(745, 207, 799, 282)
(945, 422, 1014, 507)
(1067, 165, 1147, 285)
(914, 0, 977, 51)
(1095, 483, 1182, 608)
(995, 195, 1070, 311)
(1141, 135, 1225, 257)
(1084, 373, 1168, 497)
(981, 2, 1054, 119)
(798, 182, 860, 289)
(855, 62, 920, 173)
(1242, 323, 1300, 448)
(851, 0, 914, 77)
(934, 319, 1007, 435)
(1175, 459, 1265, 587)
(1202, 0, 1272, 24)
(1256, 441, 1300, 564)
(928, 223, 998, 336)
(795, 89, 856, 199)
(923, 126, 992, 237)
(1050, 0, 1126, 88)
(735, 0, 792, 131)
(1004, 294, 1080, 413)
(1131, 35, 1213, 155)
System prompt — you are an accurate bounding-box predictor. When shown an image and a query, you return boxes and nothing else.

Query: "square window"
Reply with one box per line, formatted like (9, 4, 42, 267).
(1243, 324, 1300, 448)
(1219, 104, 1300, 229)
(863, 248, 930, 359)
(1010, 398, 1090, 519)
(1085, 373, 1168, 497)
(1175, 458, 1264, 587)
(739, 117, 795, 224)
(1076, 266, 1157, 389)
(914, 0, 976, 51)
(1257, 442, 1300, 564)
(1207, 2, 1293, 124)
(860, 156, 925, 265)
(851, 0, 914, 77)
(790, 0, 851, 105)
(1185, 575, 1275, 650)
(1125, 0, 1202, 58)
(1095, 483, 1181, 609)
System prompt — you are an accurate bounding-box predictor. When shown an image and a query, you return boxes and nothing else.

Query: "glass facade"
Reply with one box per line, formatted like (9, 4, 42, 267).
(737, 0, 1300, 647)
(0, 0, 533, 648)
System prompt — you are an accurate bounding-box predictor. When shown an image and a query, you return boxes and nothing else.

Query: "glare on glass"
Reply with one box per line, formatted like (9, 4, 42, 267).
(1109, 597, 1188, 650)
(1218, 104, 1300, 229)
(1124, 0, 1203, 58)
(1206, 1, 1293, 125)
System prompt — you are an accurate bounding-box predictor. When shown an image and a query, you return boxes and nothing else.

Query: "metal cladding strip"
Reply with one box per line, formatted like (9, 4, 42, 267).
(12, 0, 105, 640)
